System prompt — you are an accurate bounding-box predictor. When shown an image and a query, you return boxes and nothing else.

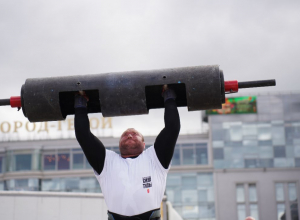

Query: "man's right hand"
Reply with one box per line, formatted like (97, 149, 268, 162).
(162, 85, 176, 102)
(74, 91, 89, 108)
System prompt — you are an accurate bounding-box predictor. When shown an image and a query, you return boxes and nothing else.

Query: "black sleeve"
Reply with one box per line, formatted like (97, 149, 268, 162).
(154, 99, 180, 169)
(74, 108, 105, 175)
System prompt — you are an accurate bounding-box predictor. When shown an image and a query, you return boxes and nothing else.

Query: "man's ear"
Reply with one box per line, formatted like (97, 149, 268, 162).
(143, 142, 146, 149)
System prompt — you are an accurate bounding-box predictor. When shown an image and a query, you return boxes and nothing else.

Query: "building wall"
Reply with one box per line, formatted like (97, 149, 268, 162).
(209, 93, 300, 220)
(0, 191, 108, 220)
(215, 168, 300, 220)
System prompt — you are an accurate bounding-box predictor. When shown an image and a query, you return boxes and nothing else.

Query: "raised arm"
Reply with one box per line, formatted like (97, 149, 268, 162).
(74, 94, 105, 175)
(154, 88, 180, 169)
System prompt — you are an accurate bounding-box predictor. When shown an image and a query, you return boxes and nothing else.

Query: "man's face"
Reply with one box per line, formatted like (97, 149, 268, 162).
(119, 128, 145, 157)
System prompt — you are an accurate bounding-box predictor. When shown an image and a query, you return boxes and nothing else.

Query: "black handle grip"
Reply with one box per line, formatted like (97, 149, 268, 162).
(0, 99, 10, 106)
(238, 79, 276, 89)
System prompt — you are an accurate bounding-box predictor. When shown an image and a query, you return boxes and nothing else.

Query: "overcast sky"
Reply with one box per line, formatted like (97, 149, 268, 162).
(0, 0, 299, 139)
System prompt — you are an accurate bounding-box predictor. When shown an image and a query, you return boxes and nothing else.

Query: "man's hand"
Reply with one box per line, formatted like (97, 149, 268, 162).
(74, 91, 89, 108)
(162, 85, 176, 102)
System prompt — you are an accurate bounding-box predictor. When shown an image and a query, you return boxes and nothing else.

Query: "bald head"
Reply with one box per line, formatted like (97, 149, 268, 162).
(119, 128, 145, 158)
(245, 217, 255, 220)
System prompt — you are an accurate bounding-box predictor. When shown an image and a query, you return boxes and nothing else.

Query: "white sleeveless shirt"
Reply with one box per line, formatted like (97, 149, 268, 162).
(94, 146, 169, 216)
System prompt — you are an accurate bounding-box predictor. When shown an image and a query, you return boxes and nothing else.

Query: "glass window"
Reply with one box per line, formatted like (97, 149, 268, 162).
(182, 149, 195, 165)
(197, 173, 213, 186)
(229, 147, 244, 159)
(6, 178, 39, 191)
(212, 128, 225, 140)
(258, 140, 272, 146)
(288, 183, 297, 202)
(245, 159, 258, 168)
(65, 178, 80, 192)
(229, 158, 244, 168)
(15, 154, 32, 171)
(212, 141, 224, 147)
(274, 158, 287, 167)
(182, 190, 197, 203)
(182, 205, 198, 219)
(57, 153, 70, 170)
(167, 174, 181, 186)
(0, 156, 3, 173)
(199, 204, 215, 219)
(259, 146, 273, 158)
(243, 140, 258, 147)
(73, 153, 84, 169)
(294, 146, 300, 157)
(198, 189, 208, 202)
(257, 124, 271, 140)
(272, 126, 285, 140)
(0, 181, 4, 190)
(196, 147, 208, 165)
(42, 178, 61, 191)
(85, 158, 92, 169)
(250, 204, 259, 220)
(79, 177, 98, 192)
(43, 154, 56, 170)
(237, 204, 246, 220)
(274, 146, 286, 158)
(277, 203, 286, 220)
(236, 184, 245, 202)
(225, 141, 243, 147)
(182, 176, 197, 189)
(295, 158, 300, 167)
(285, 146, 294, 158)
(243, 124, 257, 136)
(182, 143, 194, 148)
(249, 184, 257, 202)
(214, 159, 225, 169)
(290, 204, 299, 220)
(213, 148, 224, 160)
(276, 183, 284, 201)
(259, 159, 274, 168)
(171, 148, 180, 166)
(230, 125, 243, 141)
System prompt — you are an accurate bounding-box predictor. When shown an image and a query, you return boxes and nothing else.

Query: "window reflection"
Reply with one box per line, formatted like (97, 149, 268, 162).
(288, 183, 297, 201)
(182, 149, 195, 165)
(277, 203, 286, 220)
(237, 204, 246, 220)
(257, 124, 271, 140)
(213, 148, 224, 160)
(171, 148, 180, 165)
(236, 184, 245, 202)
(44, 154, 56, 170)
(274, 146, 286, 158)
(6, 178, 39, 191)
(73, 153, 84, 169)
(276, 183, 284, 201)
(250, 204, 259, 220)
(0, 156, 3, 173)
(166, 172, 215, 219)
(0, 181, 4, 190)
(57, 153, 70, 170)
(15, 154, 32, 171)
(41, 177, 100, 193)
(249, 184, 257, 202)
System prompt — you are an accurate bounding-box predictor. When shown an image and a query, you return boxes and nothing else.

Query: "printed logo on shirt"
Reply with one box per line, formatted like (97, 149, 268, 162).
(143, 176, 152, 188)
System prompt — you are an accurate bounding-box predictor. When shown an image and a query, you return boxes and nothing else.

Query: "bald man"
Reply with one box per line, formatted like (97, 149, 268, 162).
(74, 87, 180, 220)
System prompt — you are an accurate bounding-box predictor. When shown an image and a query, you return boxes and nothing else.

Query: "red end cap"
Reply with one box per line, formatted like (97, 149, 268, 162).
(225, 80, 239, 93)
(10, 96, 22, 108)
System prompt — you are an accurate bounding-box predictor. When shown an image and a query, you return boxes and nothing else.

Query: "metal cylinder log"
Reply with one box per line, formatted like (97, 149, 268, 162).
(20, 65, 224, 122)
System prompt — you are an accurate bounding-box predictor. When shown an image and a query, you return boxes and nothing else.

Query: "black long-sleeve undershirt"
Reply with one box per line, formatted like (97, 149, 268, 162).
(74, 99, 180, 174)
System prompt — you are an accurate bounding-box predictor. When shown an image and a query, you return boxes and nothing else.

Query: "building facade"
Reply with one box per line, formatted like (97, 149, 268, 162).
(210, 93, 300, 220)
(0, 92, 300, 220)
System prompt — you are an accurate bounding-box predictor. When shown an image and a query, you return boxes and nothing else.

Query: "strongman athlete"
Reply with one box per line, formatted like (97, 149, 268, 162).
(74, 87, 180, 220)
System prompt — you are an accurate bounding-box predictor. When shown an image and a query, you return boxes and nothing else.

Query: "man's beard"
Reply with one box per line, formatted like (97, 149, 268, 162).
(120, 141, 143, 155)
